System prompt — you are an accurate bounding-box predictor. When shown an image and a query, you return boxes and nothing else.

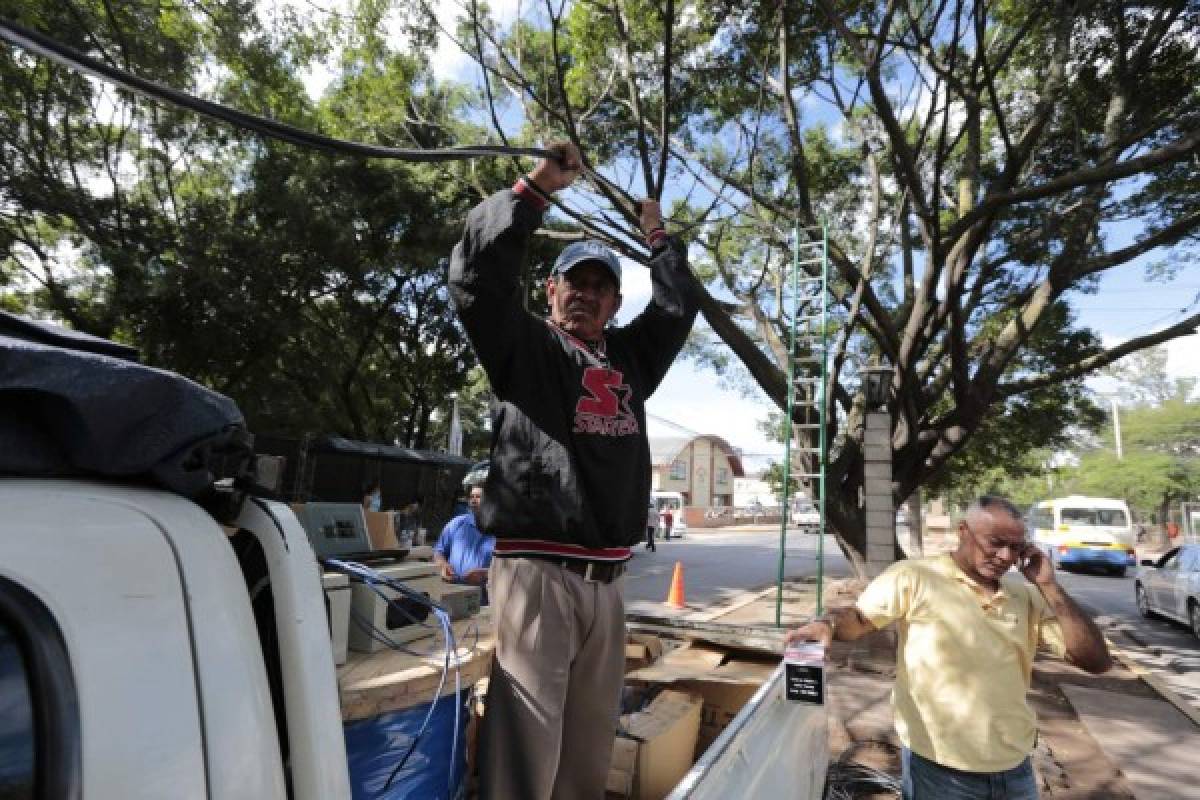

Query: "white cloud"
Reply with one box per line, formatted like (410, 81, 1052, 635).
(1165, 332, 1200, 390)
(646, 363, 781, 457)
(1094, 331, 1200, 399)
(284, 0, 524, 96)
(428, 0, 525, 82)
(301, 63, 337, 100)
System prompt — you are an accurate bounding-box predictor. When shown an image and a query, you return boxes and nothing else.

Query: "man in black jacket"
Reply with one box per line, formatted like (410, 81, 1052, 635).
(449, 142, 698, 799)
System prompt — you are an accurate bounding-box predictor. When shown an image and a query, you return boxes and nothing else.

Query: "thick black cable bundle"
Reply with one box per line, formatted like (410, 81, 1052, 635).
(823, 759, 901, 799)
(0, 17, 553, 163)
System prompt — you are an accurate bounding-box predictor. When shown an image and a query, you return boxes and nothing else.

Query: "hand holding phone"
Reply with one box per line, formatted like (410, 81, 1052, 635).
(1017, 543, 1054, 586)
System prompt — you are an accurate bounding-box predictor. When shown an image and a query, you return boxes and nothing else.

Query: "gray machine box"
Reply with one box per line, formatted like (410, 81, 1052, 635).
(347, 562, 440, 653)
(405, 577, 482, 622)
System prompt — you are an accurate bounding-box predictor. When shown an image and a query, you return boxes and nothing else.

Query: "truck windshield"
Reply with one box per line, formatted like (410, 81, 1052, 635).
(1061, 508, 1128, 527)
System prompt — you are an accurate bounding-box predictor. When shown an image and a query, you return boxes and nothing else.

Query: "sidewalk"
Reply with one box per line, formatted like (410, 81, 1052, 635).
(693, 577, 1200, 799)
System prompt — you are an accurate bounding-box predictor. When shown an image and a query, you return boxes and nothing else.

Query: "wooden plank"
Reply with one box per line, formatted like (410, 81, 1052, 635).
(625, 613, 786, 656)
(338, 612, 494, 720)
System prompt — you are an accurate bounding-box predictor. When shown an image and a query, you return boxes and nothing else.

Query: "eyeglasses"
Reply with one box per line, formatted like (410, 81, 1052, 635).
(963, 523, 1028, 558)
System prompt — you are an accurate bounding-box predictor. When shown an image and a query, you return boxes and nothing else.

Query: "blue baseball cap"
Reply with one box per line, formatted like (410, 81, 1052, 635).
(552, 240, 621, 288)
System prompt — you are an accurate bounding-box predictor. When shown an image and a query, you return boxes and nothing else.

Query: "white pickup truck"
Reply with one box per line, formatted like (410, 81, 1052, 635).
(1, 480, 349, 798)
(0, 313, 825, 799)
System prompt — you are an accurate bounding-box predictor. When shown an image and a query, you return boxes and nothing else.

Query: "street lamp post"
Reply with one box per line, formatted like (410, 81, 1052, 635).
(1110, 396, 1123, 461)
(1094, 392, 1124, 461)
(864, 366, 891, 409)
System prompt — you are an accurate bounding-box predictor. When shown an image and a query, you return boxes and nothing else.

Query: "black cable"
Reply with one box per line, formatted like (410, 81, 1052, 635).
(1, 15, 666, 249)
(0, 16, 554, 164)
(824, 750, 902, 799)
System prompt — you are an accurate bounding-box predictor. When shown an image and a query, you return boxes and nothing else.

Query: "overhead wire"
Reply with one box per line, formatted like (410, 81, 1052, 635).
(0, 15, 650, 230)
(0, 16, 549, 164)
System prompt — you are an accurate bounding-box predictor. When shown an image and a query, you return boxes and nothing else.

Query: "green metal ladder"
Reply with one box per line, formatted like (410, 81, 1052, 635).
(775, 223, 829, 627)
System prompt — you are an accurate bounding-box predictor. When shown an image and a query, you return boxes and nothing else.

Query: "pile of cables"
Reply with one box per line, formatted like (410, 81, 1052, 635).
(823, 756, 901, 799)
(322, 557, 477, 796)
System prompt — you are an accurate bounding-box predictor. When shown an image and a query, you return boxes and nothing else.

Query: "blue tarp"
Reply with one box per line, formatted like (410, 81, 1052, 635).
(344, 689, 469, 800)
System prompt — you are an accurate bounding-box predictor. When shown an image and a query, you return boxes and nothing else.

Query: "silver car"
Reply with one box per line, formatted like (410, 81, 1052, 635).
(1134, 544, 1200, 640)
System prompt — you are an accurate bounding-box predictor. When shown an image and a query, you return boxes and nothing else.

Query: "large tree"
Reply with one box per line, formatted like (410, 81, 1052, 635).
(432, 0, 1200, 570)
(4, 1, 1198, 570)
(0, 0, 517, 446)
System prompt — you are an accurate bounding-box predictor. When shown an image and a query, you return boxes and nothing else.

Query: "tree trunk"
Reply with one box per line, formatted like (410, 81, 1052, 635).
(907, 488, 923, 557)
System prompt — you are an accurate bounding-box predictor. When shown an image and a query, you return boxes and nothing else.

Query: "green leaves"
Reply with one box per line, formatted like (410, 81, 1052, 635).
(1, 0, 498, 452)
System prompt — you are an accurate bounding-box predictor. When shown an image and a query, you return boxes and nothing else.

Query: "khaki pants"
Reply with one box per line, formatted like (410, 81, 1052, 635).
(480, 557, 626, 800)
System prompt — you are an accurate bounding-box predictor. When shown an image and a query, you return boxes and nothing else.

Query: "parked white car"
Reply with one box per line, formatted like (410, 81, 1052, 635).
(792, 500, 820, 534)
(1134, 544, 1200, 640)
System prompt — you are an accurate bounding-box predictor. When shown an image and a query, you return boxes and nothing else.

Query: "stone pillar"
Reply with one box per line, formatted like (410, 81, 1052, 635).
(863, 411, 894, 577)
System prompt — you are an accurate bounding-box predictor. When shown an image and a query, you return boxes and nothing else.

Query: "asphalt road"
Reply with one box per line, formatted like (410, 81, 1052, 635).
(1058, 567, 1200, 710)
(621, 528, 848, 613)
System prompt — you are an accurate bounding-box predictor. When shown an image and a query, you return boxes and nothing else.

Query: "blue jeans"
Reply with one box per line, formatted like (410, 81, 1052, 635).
(902, 748, 1039, 800)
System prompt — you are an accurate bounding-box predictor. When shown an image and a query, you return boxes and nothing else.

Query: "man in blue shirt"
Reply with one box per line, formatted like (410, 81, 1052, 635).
(433, 485, 494, 588)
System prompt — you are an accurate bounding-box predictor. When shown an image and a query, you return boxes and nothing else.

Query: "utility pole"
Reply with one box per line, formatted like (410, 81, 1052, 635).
(1109, 396, 1123, 461)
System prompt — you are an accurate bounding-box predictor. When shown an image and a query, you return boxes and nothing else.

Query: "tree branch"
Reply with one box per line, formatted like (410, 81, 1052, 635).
(999, 313, 1200, 397)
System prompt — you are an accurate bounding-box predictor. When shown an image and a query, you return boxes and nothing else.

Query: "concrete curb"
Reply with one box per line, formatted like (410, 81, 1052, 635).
(1102, 634, 1200, 729)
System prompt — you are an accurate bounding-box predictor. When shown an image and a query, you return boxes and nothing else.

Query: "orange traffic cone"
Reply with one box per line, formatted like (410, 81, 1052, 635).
(665, 561, 686, 609)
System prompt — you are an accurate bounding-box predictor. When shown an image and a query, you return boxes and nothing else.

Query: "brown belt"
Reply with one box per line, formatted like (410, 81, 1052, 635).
(532, 557, 626, 584)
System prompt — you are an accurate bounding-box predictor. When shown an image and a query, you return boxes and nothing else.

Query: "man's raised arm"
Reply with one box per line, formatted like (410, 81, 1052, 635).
(1020, 546, 1112, 674)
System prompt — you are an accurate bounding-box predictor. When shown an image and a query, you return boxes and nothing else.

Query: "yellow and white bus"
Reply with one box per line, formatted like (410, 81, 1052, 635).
(1027, 495, 1137, 577)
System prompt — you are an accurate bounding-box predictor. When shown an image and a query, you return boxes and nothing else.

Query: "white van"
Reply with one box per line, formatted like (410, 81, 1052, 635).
(1028, 496, 1137, 576)
(652, 490, 688, 537)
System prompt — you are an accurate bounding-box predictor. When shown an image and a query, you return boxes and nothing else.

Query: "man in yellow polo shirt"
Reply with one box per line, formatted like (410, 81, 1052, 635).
(788, 495, 1111, 799)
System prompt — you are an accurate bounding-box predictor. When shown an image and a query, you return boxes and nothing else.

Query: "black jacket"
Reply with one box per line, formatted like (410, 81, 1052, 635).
(448, 188, 698, 550)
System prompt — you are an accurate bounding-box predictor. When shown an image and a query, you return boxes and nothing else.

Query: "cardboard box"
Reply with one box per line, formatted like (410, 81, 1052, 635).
(364, 510, 399, 550)
(615, 689, 703, 800)
(626, 643, 776, 758)
(606, 736, 638, 797)
(624, 633, 665, 673)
